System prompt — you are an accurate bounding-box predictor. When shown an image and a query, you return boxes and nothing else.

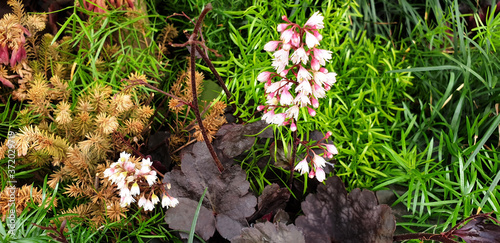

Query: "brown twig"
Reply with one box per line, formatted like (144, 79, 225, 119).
(186, 4, 224, 172)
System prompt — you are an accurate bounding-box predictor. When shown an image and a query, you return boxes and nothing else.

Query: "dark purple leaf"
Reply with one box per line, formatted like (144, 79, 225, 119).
(231, 221, 305, 243)
(295, 176, 396, 243)
(215, 121, 272, 159)
(164, 141, 257, 240)
(247, 183, 291, 223)
(453, 216, 500, 243)
(164, 198, 216, 240)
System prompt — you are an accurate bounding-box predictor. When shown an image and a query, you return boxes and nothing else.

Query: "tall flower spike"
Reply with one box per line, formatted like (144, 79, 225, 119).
(257, 12, 339, 182)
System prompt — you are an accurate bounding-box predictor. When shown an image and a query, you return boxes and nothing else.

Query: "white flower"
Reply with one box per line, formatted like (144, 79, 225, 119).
(123, 161, 135, 173)
(325, 72, 337, 86)
(169, 197, 179, 207)
(114, 172, 127, 185)
(280, 88, 294, 106)
(312, 48, 332, 66)
(266, 80, 284, 94)
(139, 165, 151, 175)
(312, 154, 326, 168)
(151, 193, 160, 205)
(286, 105, 300, 120)
(313, 71, 328, 86)
(141, 157, 153, 167)
(145, 172, 157, 186)
(266, 97, 279, 106)
(119, 152, 131, 163)
(294, 92, 311, 107)
(280, 28, 295, 44)
(291, 32, 301, 47)
(304, 11, 324, 29)
(103, 167, 115, 178)
(130, 182, 140, 196)
(305, 31, 320, 48)
(311, 57, 320, 71)
(312, 83, 326, 98)
(295, 158, 309, 175)
(120, 193, 136, 207)
(296, 80, 312, 95)
(143, 199, 154, 211)
(271, 113, 286, 125)
(120, 187, 131, 198)
(290, 47, 308, 65)
(138, 195, 147, 207)
(315, 167, 326, 182)
(262, 110, 276, 124)
(296, 66, 312, 83)
(161, 194, 172, 208)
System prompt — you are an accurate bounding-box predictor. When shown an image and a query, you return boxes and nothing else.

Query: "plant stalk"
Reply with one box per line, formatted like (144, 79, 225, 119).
(288, 131, 298, 187)
(188, 3, 224, 173)
(194, 45, 236, 112)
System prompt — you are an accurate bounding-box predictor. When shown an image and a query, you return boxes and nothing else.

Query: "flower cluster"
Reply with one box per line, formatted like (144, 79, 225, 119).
(103, 152, 178, 211)
(257, 12, 337, 131)
(294, 131, 338, 182)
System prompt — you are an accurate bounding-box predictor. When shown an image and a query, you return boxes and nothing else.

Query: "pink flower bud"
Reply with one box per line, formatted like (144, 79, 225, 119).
(311, 98, 319, 108)
(325, 144, 338, 155)
(257, 105, 266, 111)
(290, 121, 297, 131)
(308, 107, 316, 117)
(311, 57, 320, 71)
(313, 30, 323, 41)
(257, 71, 272, 82)
(264, 41, 281, 52)
(277, 23, 289, 32)
(308, 170, 315, 178)
(326, 131, 332, 137)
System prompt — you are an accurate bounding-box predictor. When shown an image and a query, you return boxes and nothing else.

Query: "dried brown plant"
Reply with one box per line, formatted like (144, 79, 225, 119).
(0, 184, 57, 221)
(167, 61, 227, 152)
(0, 0, 46, 90)
(1, 72, 154, 227)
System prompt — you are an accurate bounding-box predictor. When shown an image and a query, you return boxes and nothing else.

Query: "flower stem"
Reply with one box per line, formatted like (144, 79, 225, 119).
(188, 4, 225, 173)
(194, 44, 236, 112)
(288, 131, 298, 187)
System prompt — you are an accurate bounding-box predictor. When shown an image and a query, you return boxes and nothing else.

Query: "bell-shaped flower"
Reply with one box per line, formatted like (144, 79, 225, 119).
(312, 154, 326, 168)
(305, 31, 320, 48)
(315, 167, 326, 182)
(290, 46, 308, 65)
(304, 12, 324, 29)
(295, 158, 310, 175)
